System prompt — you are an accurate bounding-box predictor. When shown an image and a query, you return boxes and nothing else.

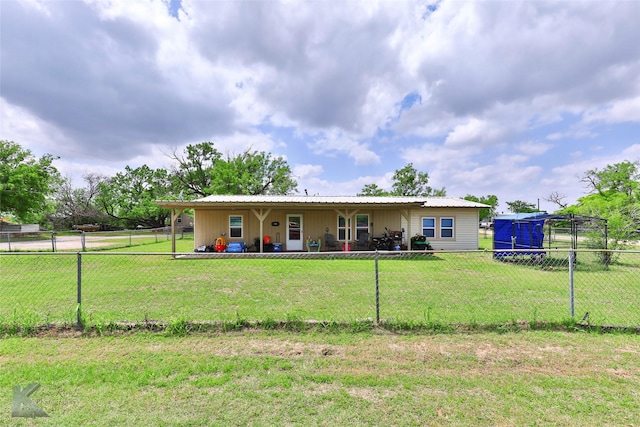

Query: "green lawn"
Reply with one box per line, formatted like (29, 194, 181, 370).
(1, 331, 639, 426)
(2, 237, 640, 426)
(2, 238, 640, 329)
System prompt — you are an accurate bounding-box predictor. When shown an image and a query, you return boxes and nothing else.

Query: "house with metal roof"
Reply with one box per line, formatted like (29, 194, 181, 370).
(157, 195, 489, 252)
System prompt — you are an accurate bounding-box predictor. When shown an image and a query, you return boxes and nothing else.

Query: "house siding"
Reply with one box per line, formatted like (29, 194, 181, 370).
(408, 208, 479, 250)
(194, 207, 478, 250)
(195, 209, 352, 250)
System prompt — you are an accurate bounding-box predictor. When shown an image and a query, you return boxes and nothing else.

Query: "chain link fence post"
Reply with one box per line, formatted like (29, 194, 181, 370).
(77, 252, 82, 329)
(375, 250, 380, 324)
(568, 249, 575, 318)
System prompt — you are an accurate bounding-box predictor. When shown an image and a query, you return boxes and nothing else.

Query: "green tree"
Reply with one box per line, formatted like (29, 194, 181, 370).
(562, 160, 640, 250)
(581, 160, 639, 197)
(169, 142, 297, 197)
(0, 140, 60, 224)
(212, 150, 297, 195)
(169, 142, 223, 197)
(97, 165, 174, 229)
(357, 184, 389, 196)
(391, 163, 445, 196)
(358, 163, 445, 197)
(505, 200, 538, 213)
(464, 194, 498, 220)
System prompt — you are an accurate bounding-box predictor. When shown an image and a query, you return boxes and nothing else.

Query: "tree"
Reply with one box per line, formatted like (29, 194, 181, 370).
(464, 194, 498, 220)
(49, 173, 109, 229)
(357, 184, 389, 196)
(544, 191, 568, 210)
(211, 150, 297, 195)
(562, 160, 640, 250)
(391, 163, 446, 197)
(505, 200, 537, 213)
(581, 161, 639, 197)
(169, 142, 223, 197)
(358, 163, 445, 197)
(97, 165, 175, 229)
(169, 142, 297, 197)
(0, 140, 60, 224)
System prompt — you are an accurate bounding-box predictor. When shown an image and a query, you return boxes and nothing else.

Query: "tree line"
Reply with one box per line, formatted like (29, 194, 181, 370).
(1, 140, 297, 230)
(0, 140, 487, 230)
(3, 139, 638, 244)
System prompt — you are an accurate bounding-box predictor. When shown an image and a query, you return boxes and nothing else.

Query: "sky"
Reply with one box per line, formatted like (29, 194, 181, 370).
(1, 0, 640, 214)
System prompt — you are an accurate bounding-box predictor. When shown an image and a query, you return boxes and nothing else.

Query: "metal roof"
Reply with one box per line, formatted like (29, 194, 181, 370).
(495, 212, 548, 220)
(157, 195, 490, 209)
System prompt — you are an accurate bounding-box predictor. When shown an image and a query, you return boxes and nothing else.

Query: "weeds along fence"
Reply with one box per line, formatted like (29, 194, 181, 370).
(1, 249, 639, 331)
(0, 228, 191, 252)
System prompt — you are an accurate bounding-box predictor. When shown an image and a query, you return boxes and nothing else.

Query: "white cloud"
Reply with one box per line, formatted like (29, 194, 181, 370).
(0, 97, 70, 157)
(444, 118, 506, 149)
(517, 141, 553, 156)
(2, 0, 640, 212)
(584, 97, 640, 124)
(293, 164, 323, 180)
(308, 130, 380, 166)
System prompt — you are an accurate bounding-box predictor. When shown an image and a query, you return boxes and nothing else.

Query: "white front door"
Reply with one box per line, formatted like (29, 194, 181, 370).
(286, 214, 303, 251)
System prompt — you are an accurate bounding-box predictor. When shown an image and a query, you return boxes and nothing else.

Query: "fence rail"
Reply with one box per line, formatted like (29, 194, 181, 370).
(1, 249, 639, 330)
(0, 228, 191, 252)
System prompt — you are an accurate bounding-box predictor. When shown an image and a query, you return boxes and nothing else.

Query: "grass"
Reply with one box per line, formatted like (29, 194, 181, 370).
(2, 237, 640, 330)
(1, 330, 639, 425)
(2, 236, 640, 425)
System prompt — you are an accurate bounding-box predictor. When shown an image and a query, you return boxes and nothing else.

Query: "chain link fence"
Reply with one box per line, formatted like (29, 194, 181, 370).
(1, 249, 639, 330)
(0, 228, 188, 252)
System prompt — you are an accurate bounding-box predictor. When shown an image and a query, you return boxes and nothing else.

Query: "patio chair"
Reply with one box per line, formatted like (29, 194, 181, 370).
(324, 233, 341, 251)
(355, 232, 370, 250)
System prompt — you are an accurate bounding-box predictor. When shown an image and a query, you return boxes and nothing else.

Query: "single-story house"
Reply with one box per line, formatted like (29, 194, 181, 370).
(156, 195, 490, 252)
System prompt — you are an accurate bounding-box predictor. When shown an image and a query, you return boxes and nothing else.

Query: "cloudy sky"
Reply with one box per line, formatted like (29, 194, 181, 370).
(2, 0, 640, 213)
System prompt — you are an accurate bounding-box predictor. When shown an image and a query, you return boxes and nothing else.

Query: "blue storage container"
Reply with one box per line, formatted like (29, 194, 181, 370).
(226, 242, 247, 253)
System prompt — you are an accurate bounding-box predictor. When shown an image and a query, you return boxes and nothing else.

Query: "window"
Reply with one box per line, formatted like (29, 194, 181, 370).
(229, 215, 243, 238)
(422, 217, 435, 238)
(338, 214, 370, 240)
(440, 217, 454, 238)
(355, 214, 370, 240)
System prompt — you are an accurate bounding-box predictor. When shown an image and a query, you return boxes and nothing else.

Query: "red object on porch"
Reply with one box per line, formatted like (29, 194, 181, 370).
(264, 235, 271, 244)
(215, 237, 226, 252)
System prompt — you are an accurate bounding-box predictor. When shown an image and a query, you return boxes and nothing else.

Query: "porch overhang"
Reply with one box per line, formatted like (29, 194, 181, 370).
(157, 195, 490, 253)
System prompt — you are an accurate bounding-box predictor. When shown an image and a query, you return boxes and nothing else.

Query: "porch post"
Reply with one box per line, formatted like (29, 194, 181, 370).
(251, 208, 272, 253)
(335, 209, 347, 251)
(399, 209, 410, 245)
(335, 208, 359, 252)
(170, 208, 184, 255)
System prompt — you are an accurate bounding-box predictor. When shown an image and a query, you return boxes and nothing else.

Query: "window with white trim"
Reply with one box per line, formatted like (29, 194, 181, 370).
(338, 216, 350, 241)
(337, 214, 370, 240)
(229, 215, 243, 238)
(355, 214, 370, 240)
(440, 217, 454, 238)
(421, 217, 435, 238)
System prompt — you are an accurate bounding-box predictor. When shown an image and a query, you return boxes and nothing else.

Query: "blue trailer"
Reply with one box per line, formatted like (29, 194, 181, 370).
(493, 212, 547, 258)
